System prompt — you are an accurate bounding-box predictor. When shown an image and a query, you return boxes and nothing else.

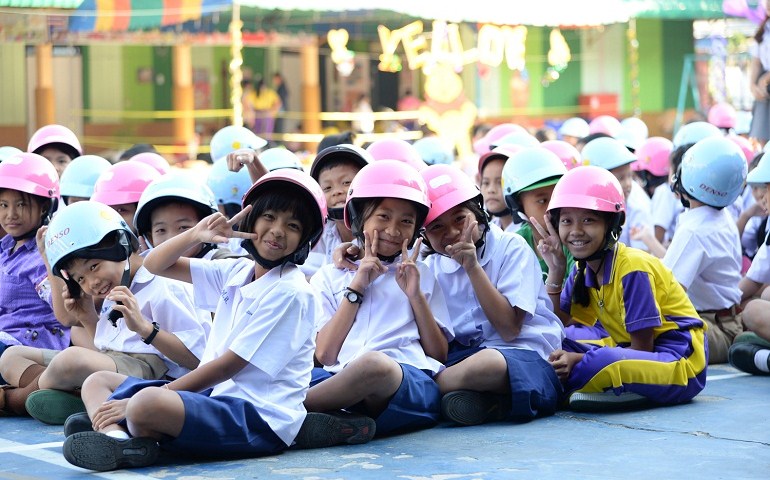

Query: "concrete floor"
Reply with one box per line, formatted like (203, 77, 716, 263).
(0, 363, 767, 479)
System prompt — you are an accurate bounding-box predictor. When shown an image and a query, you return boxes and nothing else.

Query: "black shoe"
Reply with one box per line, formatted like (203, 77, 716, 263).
(293, 411, 376, 449)
(64, 412, 93, 437)
(729, 343, 770, 375)
(63, 431, 159, 471)
(441, 390, 511, 426)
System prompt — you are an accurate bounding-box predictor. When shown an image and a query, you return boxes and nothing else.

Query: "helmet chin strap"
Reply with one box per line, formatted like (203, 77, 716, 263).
(327, 207, 345, 221)
(107, 259, 132, 327)
(240, 238, 289, 270)
(487, 207, 511, 218)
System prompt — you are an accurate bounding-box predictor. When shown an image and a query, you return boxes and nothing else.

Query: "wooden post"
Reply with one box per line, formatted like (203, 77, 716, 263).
(35, 43, 55, 128)
(300, 42, 321, 151)
(172, 44, 194, 157)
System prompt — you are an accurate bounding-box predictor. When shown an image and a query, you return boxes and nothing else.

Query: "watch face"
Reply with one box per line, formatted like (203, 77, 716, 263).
(345, 290, 361, 303)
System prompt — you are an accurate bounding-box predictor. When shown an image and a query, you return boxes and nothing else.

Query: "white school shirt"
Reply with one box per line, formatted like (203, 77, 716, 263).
(95, 265, 210, 379)
(726, 185, 754, 223)
(662, 206, 742, 310)
(619, 181, 652, 251)
(299, 221, 343, 278)
(490, 216, 520, 233)
(651, 183, 684, 242)
(424, 224, 563, 360)
(743, 215, 769, 258)
(747, 235, 770, 284)
(190, 257, 319, 447)
(310, 258, 454, 375)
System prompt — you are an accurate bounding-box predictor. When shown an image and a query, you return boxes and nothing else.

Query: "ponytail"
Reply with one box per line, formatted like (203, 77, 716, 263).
(572, 259, 591, 307)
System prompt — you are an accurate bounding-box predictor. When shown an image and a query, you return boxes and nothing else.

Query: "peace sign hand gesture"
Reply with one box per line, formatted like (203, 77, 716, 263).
(531, 213, 566, 276)
(195, 206, 258, 245)
(350, 230, 388, 291)
(396, 237, 423, 299)
(445, 216, 479, 271)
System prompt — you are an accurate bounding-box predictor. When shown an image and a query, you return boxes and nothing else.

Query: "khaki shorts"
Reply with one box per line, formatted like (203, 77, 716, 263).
(698, 310, 744, 365)
(39, 349, 168, 380)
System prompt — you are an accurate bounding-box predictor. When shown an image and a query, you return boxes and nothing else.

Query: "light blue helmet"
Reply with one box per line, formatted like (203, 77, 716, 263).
(747, 153, 770, 185)
(45, 200, 138, 277)
(207, 158, 252, 206)
(413, 137, 454, 166)
(0, 146, 22, 163)
(59, 155, 112, 199)
(672, 121, 722, 148)
(209, 126, 267, 162)
(581, 137, 637, 170)
(491, 131, 540, 150)
(558, 117, 590, 139)
(502, 147, 567, 213)
(617, 117, 649, 151)
(259, 147, 304, 171)
(134, 173, 217, 238)
(680, 136, 747, 208)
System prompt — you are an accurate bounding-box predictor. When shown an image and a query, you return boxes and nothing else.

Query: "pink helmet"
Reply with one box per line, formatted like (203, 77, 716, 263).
(588, 115, 622, 137)
(634, 137, 674, 177)
(130, 152, 171, 175)
(366, 138, 427, 171)
(91, 161, 160, 205)
(344, 160, 430, 233)
(540, 140, 582, 170)
(0, 152, 59, 199)
(547, 165, 625, 214)
(241, 169, 327, 253)
(725, 134, 755, 165)
(27, 124, 82, 159)
(421, 164, 481, 226)
(708, 102, 737, 129)
(474, 123, 528, 154)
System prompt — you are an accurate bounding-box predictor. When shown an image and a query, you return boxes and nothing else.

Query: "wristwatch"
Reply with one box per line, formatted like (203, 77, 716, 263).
(344, 287, 364, 305)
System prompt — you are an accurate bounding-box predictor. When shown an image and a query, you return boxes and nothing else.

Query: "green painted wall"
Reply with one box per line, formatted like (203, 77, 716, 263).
(122, 46, 154, 111)
(663, 20, 695, 109)
(212, 46, 233, 108)
(637, 19, 665, 112)
(0, 43, 27, 125)
(243, 47, 266, 81)
(526, 26, 545, 112)
(153, 47, 173, 111)
(542, 28, 582, 112)
(88, 45, 123, 124)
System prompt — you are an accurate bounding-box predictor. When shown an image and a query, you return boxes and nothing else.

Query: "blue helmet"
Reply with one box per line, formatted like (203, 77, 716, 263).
(581, 137, 637, 170)
(502, 147, 567, 210)
(747, 153, 770, 185)
(0, 146, 22, 163)
(59, 155, 112, 199)
(207, 158, 252, 206)
(259, 148, 304, 171)
(134, 173, 217, 238)
(413, 137, 454, 166)
(45, 201, 138, 277)
(679, 137, 747, 208)
(209, 126, 267, 162)
(672, 121, 722, 148)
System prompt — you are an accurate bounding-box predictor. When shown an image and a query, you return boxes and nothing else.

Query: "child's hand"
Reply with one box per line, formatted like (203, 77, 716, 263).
(630, 224, 653, 242)
(350, 230, 387, 290)
(333, 242, 361, 270)
(548, 349, 583, 382)
(445, 216, 479, 271)
(35, 226, 50, 267)
(61, 283, 96, 322)
(226, 148, 258, 173)
(105, 286, 144, 332)
(531, 213, 566, 274)
(91, 398, 129, 432)
(396, 238, 423, 298)
(196, 207, 258, 244)
(137, 235, 150, 254)
(745, 201, 767, 218)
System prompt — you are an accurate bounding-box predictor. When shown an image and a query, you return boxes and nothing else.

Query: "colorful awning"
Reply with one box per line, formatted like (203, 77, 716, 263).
(68, 0, 231, 32)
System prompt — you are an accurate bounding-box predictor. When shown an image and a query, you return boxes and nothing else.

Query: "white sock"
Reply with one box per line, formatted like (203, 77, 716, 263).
(754, 349, 770, 373)
(105, 430, 130, 440)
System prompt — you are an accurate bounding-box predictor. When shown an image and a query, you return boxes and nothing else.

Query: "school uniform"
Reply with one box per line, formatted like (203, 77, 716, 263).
(726, 185, 754, 222)
(0, 235, 69, 350)
(111, 257, 319, 455)
(619, 181, 652, 251)
(425, 224, 564, 418)
(309, 258, 454, 435)
(94, 264, 210, 379)
(742, 215, 770, 259)
(490, 216, 520, 233)
(663, 206, 743, 364)
(651, 183, 684, 243)
(299, 221, 343, 278)
(747, 234, 770, 283)
(560, 243, 707, 405)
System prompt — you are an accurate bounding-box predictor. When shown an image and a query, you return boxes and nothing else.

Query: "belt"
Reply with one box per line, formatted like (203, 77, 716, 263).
(701, 305, 742, 317)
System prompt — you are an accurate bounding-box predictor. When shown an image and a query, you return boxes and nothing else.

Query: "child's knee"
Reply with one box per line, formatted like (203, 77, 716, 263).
(354, 351, 401, 381)
(743, 299, 770, 331)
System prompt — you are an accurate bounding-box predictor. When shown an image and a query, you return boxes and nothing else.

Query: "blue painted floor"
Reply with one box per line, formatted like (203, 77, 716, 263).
(0, 363, 767, 479)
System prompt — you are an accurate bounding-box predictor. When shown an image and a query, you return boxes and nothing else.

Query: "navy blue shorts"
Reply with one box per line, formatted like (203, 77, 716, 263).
(310, 362, 441, 436)
(110, 377, 286, 457)
(446, 342, 563, 419)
